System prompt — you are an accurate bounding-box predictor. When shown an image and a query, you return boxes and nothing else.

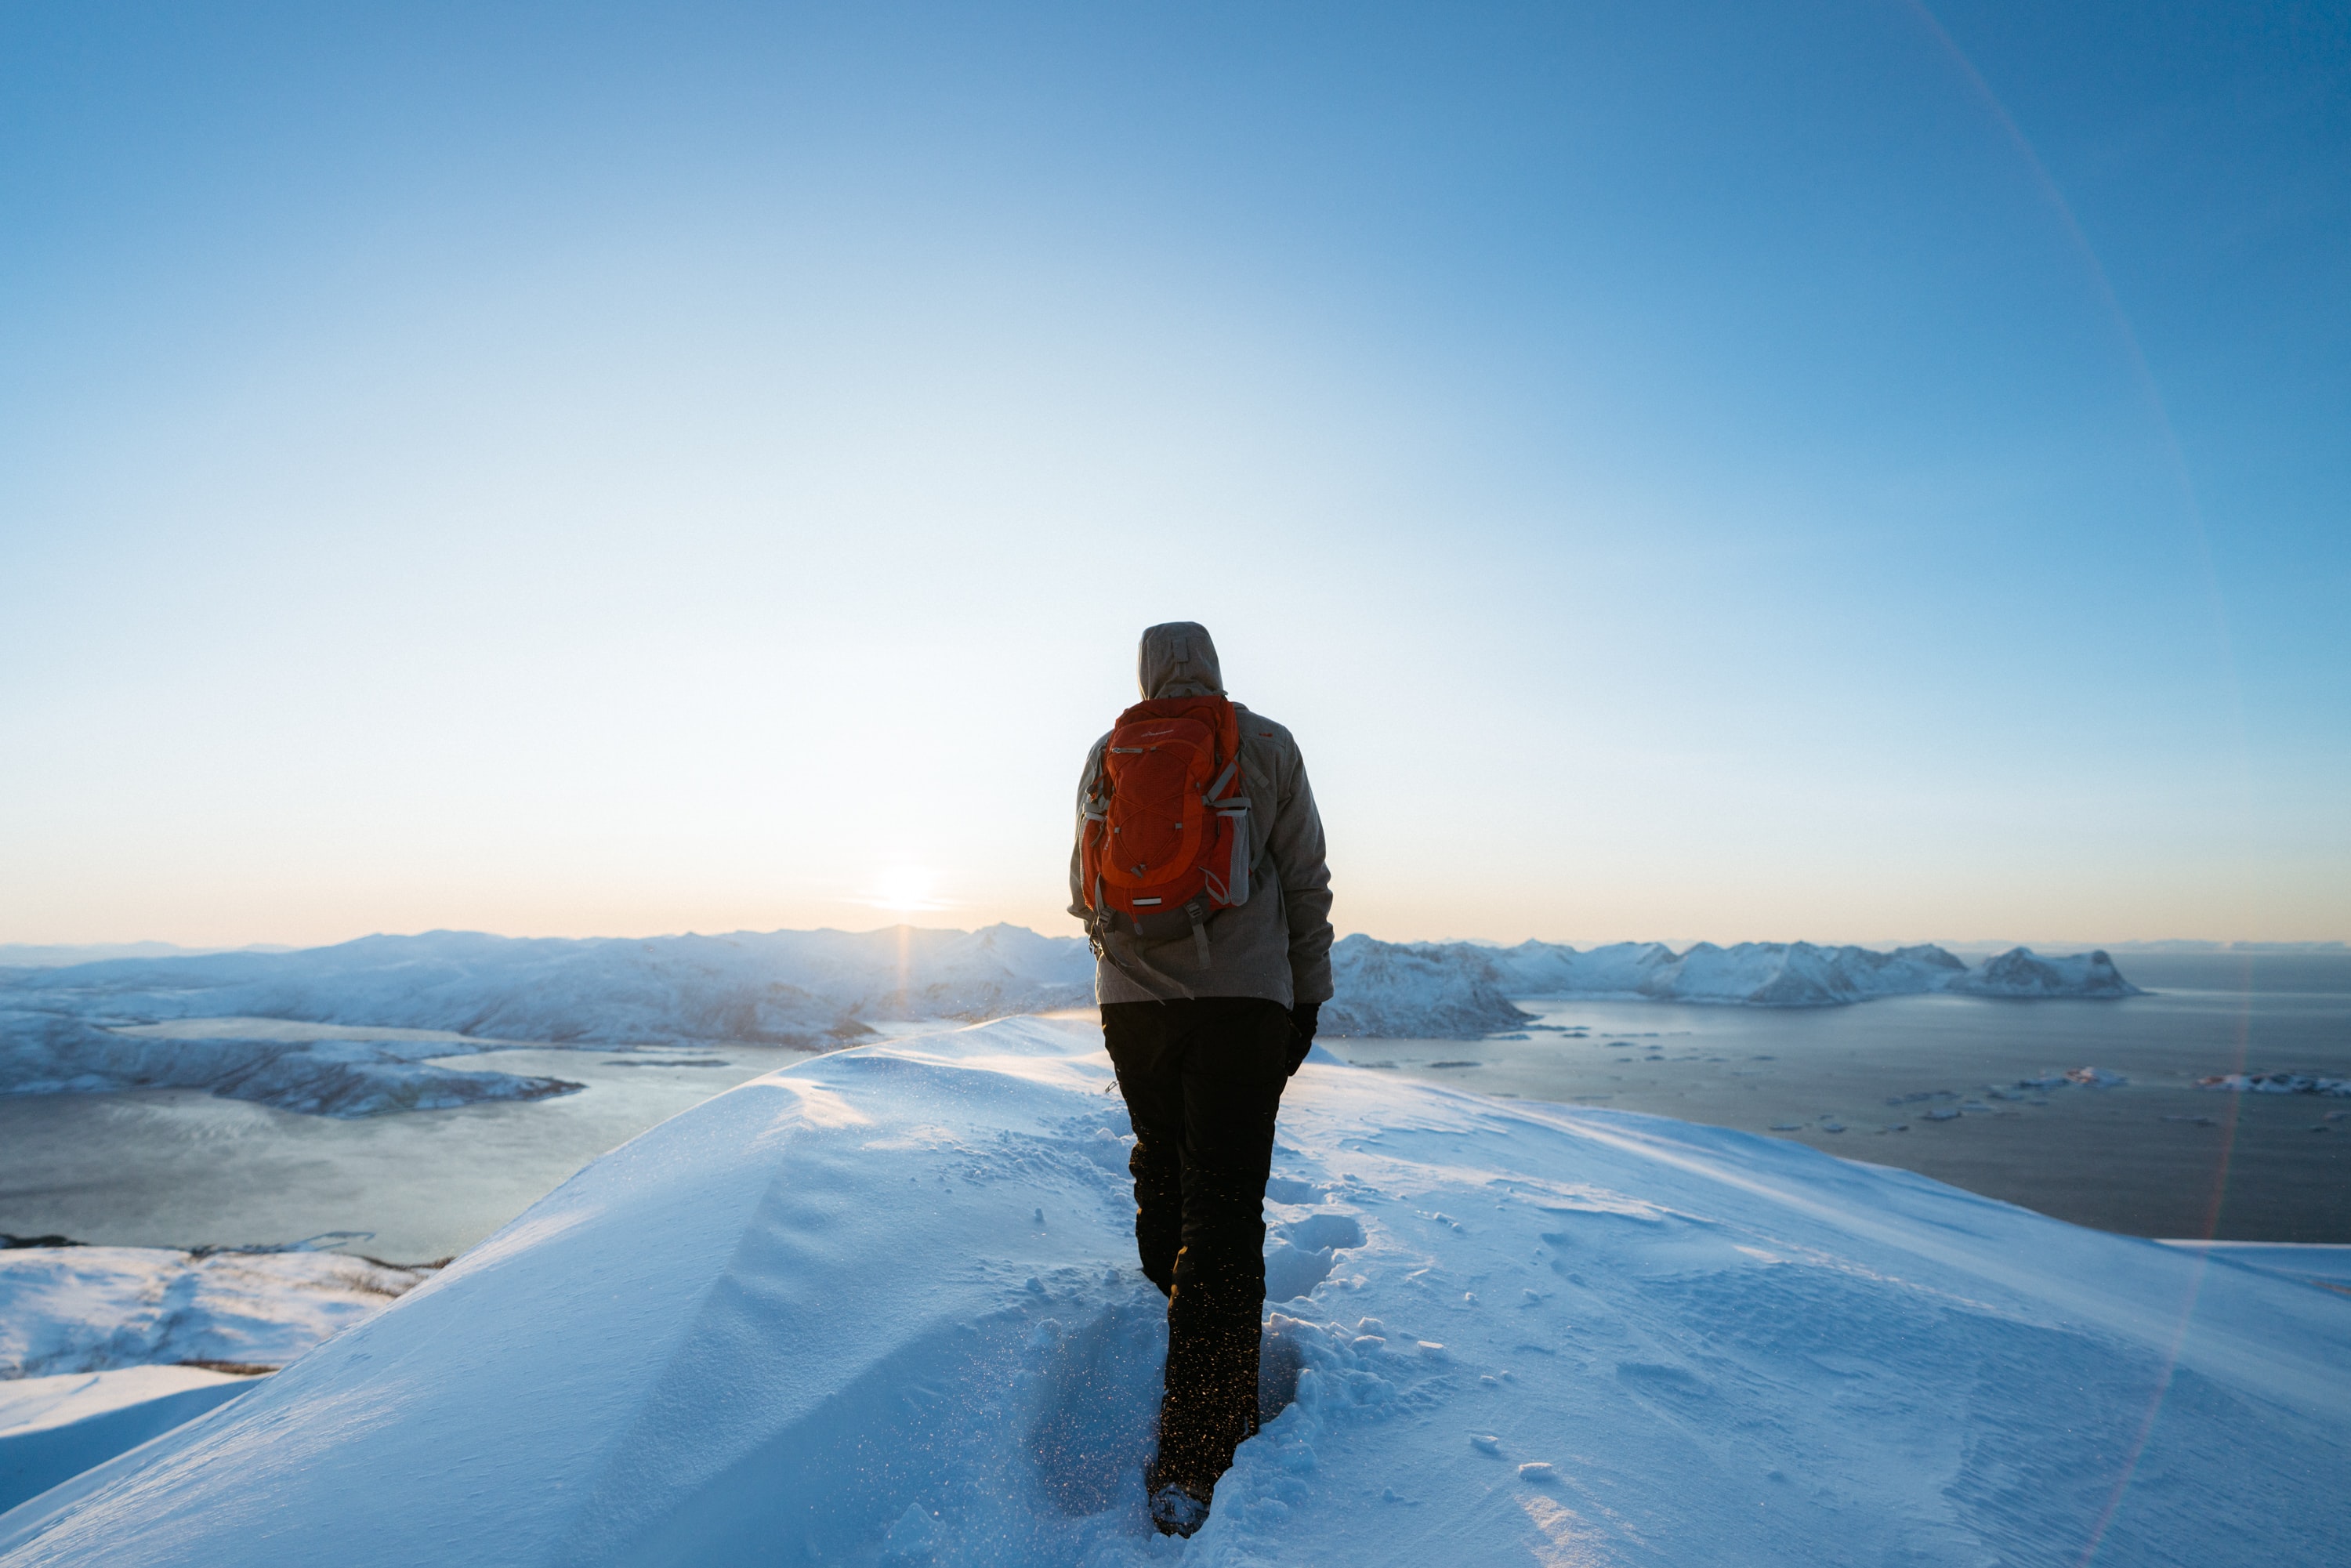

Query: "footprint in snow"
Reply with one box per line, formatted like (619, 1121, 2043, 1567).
(1025, 1298, 1162, 1516)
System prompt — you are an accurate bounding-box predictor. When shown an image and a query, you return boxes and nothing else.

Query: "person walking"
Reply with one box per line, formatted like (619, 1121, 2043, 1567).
(1069, 621, 1335, 1537)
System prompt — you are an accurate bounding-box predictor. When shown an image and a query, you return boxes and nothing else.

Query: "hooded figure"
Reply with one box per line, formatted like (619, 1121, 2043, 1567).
(1138, 622, 1221, 698)
(1069, 621, 1335, 1535)
(1073, 621, 1334, 1009)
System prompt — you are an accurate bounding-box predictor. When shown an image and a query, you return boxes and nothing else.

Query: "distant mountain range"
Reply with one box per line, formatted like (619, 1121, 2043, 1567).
(1315, 936, 2138, 1037)
(0, 927, 2139, 1115)
(0, 942, 295, 968)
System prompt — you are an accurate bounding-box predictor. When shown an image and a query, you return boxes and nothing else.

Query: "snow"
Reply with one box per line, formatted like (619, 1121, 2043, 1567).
(0, 1244, 436, 1379)
(0, 945, 292, 972)
(1324, 936, 2139, 1034)
(0, 1369, 253, 1439)
(0, 1012, 581, 1117)
(1945, 946, 2139, 999)
(2, 1016, 2341, 1565)
(0, 1371, 260, 1516)
(2153, 1241, 2351, 1291)
(1312, 941, 1531, 1037)
(0, 925, 1096, 1050)
(2196, 1072, 2351, 1097)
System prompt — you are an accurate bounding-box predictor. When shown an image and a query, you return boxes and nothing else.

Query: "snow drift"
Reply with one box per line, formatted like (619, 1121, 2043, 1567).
(2, 1017, 2338, 1566)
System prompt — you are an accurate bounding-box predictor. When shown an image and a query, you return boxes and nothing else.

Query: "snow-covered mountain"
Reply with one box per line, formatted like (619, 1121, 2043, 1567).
(1, 1019, 2338, 1565)
(1320, 935, 2136, 1036)
(1310, 939, 1532, 1037)
(1944, 945, 2138, 998)
(0, 943, 292, 972)
(1, 925, 1096, 1048)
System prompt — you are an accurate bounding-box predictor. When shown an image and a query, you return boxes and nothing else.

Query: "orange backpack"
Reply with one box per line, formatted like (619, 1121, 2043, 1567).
(1079, 694, 1254, 963)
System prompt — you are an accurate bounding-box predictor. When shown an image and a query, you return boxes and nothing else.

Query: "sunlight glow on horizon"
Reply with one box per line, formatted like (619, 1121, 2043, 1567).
(868, 867, 945, 919)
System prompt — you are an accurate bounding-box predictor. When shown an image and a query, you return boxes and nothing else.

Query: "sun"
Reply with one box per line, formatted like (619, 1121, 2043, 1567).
(871, 866, 937, 917)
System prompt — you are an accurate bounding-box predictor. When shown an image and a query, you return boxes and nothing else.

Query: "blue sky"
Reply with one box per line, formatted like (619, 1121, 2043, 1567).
(1, 2, 2344, 947)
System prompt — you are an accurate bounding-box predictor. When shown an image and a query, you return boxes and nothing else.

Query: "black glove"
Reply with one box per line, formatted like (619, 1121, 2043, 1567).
(1285, 1001, 1320, 1076)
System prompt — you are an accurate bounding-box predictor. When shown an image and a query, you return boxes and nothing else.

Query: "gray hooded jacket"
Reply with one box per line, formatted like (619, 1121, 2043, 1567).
(1069, 622, 1335, 1009)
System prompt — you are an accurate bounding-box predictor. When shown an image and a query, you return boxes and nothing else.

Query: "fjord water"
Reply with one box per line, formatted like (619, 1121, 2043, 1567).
(0, 1037, 825, 1262)
(0, 957, 2343, 1261)
(1331, 952, 2351, 1241)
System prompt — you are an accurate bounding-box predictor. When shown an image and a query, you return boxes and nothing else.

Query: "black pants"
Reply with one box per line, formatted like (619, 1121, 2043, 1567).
(1102, 995, 1293, 1495)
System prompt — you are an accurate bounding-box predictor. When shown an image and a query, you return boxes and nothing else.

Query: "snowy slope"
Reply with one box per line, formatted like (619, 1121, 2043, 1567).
(3, 1018, 2339, 1566)
(0, 1371, 261, 1516)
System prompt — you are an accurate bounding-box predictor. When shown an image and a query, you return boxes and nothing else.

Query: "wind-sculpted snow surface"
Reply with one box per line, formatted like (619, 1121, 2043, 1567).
(2, 1019, 2340, 1566)
(1324, 935, 2136, 1034)
(0, 1367, 266, 1517)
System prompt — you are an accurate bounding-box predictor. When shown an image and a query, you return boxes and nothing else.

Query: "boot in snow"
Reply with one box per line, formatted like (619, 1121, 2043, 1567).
(1148, 1481, 1210, 1537)
(1144, 1453, 1212, 1537)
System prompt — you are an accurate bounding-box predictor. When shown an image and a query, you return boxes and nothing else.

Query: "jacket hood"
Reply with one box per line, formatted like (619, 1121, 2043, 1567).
(1137, 621, 1224, 698)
